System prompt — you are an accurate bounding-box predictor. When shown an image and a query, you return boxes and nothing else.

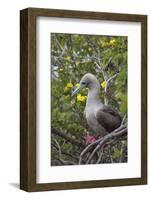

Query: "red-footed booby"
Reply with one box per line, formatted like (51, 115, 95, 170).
(72, 73, 121, 140)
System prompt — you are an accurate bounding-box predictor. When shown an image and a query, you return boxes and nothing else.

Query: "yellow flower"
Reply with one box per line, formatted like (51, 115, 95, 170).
(59, 68, 63, 71)
(64, 82, 73, 93)
(77, 94, 87, 102)
(66, 83, 73, 88)
(101, 81, 107, 89)
(99, 38, 109, 48)
(75, 83, 80, 87)
(110, 39, 116, 45)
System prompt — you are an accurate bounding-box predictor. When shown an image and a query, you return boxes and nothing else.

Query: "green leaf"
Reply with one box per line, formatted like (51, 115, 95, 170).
(113, 147, 122, 159)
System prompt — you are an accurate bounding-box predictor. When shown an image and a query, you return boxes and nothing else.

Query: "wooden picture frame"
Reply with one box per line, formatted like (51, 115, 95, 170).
(20, 7, 147, 192)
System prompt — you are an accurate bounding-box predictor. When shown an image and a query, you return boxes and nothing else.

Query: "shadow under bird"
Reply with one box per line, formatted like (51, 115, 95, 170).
(72, 73, 121, 142)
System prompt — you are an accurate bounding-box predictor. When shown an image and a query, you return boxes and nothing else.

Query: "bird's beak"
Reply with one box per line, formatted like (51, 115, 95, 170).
(72, 85, 84, 97)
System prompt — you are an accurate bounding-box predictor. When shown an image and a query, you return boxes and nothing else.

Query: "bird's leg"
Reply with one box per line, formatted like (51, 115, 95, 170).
(84, 133, 96, 145)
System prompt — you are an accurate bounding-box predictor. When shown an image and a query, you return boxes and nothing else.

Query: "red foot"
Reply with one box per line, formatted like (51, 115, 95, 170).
(84, 135, 96, 145)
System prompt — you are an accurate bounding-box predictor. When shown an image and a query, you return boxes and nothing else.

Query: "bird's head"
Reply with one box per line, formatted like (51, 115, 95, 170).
(72, 73, 100, 97)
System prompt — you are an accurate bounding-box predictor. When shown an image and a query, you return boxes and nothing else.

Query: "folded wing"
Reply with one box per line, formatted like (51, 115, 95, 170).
(96, 106, 122, 133)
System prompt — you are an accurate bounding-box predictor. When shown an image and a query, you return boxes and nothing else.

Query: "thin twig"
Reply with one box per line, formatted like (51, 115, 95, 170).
(105, 73, 119, 93)
(119, 142, 125, 163)
(79, 137, 104, 164)
(52, 142, 78, 161)
(121, 114, 127, 125)
(108, 148, 114, 163)
(54, 139, 76, 165)
(94, 61, 108, 81)
(96, 149, 104, 164)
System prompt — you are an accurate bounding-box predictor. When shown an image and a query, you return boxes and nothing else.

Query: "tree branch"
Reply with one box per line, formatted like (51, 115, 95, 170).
(105, 73, 119, 93)
(52, 142, 78, 161)
(52, 128, 85, 148)
(54, 138, 76, 165)
(79, 125, 127, 164)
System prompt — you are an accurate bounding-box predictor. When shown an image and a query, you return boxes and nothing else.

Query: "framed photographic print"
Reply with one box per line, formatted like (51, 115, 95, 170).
(20, 8, 147, 191)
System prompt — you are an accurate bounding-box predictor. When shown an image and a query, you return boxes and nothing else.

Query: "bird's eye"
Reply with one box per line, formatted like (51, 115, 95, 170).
(81, 82, 86, 85)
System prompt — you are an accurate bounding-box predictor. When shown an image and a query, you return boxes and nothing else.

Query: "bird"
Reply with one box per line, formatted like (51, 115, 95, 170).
(72, 73, 121, 142)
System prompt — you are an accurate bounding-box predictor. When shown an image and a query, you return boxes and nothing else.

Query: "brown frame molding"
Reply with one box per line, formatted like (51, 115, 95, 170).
(20, 7, 147, 192)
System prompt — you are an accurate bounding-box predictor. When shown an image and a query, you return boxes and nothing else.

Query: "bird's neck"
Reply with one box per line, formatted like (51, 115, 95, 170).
(86, 86, 102, 106)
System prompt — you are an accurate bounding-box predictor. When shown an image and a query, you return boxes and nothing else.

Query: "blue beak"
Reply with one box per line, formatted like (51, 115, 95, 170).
(72, 85, 85, 97)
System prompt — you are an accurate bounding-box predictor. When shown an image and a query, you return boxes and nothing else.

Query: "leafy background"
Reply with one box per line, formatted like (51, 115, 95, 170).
(51, 33, 127, 166)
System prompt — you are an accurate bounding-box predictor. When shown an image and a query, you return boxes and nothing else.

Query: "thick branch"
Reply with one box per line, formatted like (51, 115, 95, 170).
(52, 128, 85, 148)
(86, 127, 127, 164)
(79, 125, 127, 164)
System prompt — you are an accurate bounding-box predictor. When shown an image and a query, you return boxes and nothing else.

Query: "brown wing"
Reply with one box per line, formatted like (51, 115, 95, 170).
(96, 106, 121, 133)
